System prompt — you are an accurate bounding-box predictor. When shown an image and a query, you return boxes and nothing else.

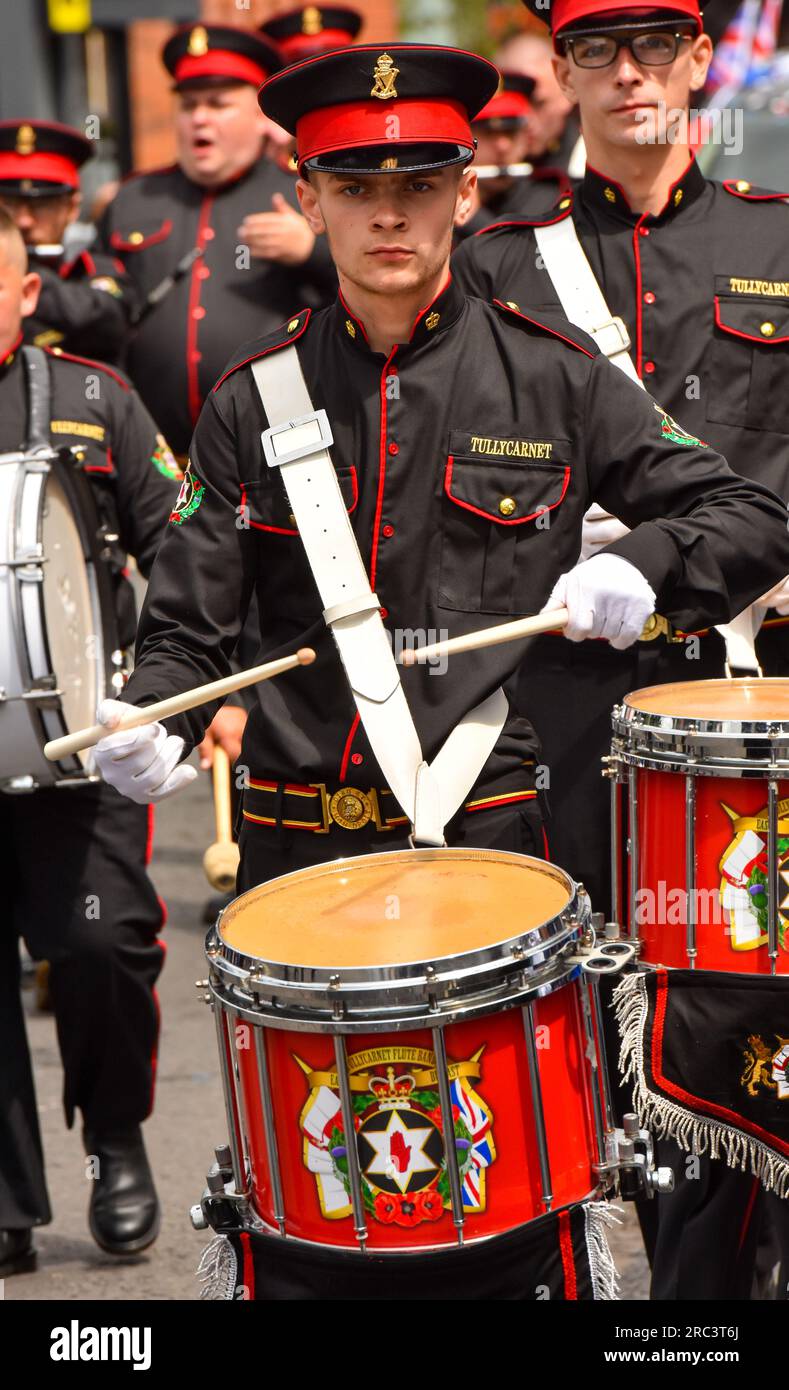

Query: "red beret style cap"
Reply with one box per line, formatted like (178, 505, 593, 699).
(259, 44, 501, 173)
(163, 23, 282, 90)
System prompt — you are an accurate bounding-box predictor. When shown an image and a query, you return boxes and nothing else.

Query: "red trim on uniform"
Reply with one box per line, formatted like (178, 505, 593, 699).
(714, 296, 789, 345)
(339, 711, 361, 782)
(632, 215, 646, 377)
(296, 98, 473, 166)
(187, 194, 215, 428)
(493, 298, 595, 357)
(276, 30, 359, 60)
(112, 257, 125, 275)
(558, 1209, 578, 1299)
(248, 777, 319, 795)
(1, 330, 23, 367)
(81, 249, 97, 277)
(465, 790, 538, 813)
(651, 969, 789, 1158)
(110, 219, 173, 252)
(475, 204, 572, 236)
(723, 180, 789, 201)
(212, 310, 312, 392)
(145, 803, 155, 865)
(370, 346, 399, 591)
(118, 163, 179, 188)
(174, 51, 270, 87)
(338, 285, 371, 345)
(239, 1231, 256, 1298)
(445, 455, 570, 524)
(542, 826, 551, 859)
(42, 345, 130, 391)
(239, 482, 298, 535)
(84, 444, 114, 475)
(0, 151, 80, 188)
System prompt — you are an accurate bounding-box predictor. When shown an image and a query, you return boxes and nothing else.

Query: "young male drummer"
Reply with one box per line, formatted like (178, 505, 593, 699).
(0, 212, 178, 1275)
(0, 121, 133, 363)
(452, 0, 789, 1299)
(92, 44, 789, 1299)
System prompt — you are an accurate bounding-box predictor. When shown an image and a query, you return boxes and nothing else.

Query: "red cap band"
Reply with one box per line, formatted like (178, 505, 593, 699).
(0, 152, 80, 189)
(174, 50, 270, 86)
(475, 91, 532, 123)
(552, 0, 702, 34)
(296, 97, 472, 165)
(276, 29, 359, 60)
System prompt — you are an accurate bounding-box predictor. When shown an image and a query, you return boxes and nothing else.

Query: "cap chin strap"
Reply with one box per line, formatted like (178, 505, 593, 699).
(251, 347, 508, 846)
(535, 216, 761, 675)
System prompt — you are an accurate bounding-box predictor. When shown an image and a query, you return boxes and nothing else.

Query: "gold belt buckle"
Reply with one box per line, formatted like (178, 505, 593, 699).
(309, 783, 378, 831)
(640, 613, 683, 644)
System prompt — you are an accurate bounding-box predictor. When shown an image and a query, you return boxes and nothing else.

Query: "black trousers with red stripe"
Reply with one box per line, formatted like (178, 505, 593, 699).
(0, 781, 165, 1230)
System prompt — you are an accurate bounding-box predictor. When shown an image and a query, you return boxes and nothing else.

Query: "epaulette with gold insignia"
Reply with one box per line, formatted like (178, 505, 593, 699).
(723, 179, 789, 203)
(212, 309, 312, 394)
(475, 191, 574, 238)
(492, 298, 597, 358)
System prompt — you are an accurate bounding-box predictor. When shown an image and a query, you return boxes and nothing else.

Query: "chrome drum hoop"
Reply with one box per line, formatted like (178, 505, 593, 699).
(611, 702, 789, 779)
(206, 851, 590, 1032)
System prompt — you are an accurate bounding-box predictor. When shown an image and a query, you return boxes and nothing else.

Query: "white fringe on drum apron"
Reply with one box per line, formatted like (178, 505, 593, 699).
(195, 1208, 621, 1301)
(614, 972, 789, 1198)
(196, 1235, 239, 1301)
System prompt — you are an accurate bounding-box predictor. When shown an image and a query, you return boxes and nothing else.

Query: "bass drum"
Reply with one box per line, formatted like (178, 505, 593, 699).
(0, 447, 119, 792)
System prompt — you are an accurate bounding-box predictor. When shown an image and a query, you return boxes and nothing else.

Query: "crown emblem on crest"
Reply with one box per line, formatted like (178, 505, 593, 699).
(16, 124, 36, 156)
(303, 6, 323, 33)
(368, 1067, 415, 1108)
(188, 25, 209, 57)
(371, 52, 399, 100)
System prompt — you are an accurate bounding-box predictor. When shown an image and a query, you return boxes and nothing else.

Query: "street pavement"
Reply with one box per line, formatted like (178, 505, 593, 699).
(6, 766, 649, 1301)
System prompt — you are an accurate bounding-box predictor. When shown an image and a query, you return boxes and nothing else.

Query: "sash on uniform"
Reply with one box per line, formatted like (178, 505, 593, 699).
(615, 968, 789, 1196)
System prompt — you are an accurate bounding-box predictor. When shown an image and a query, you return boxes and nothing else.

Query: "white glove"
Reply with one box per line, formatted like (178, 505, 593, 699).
(543, 554, 656, 651)
(757, 574, 789, 615)
(92, 699, 198, 805)
(579, 503, 631, 563)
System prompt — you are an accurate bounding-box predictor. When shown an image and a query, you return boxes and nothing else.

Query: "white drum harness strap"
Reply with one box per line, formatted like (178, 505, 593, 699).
(250, 348, 508, 847)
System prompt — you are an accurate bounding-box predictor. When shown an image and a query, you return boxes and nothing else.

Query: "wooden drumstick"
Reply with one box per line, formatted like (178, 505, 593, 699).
(43, 647, 316, 762)
(203, 746, 240, 892)
(398, 609, 569, 666)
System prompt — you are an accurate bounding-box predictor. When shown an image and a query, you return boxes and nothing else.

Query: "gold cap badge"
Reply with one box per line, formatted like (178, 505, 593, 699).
(371, 52, 399, 100)
(302, 6, 322, 34)
(188, 26, 209, 57)
(379, 156, 398, 169)
(16, 124, 36, 156)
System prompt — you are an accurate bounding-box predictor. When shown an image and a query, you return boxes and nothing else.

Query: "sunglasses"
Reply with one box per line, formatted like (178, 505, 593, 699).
(563, 29, 694, 68)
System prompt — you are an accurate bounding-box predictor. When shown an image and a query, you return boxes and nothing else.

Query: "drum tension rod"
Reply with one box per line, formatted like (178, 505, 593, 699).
(432, 1027, 466, 1244)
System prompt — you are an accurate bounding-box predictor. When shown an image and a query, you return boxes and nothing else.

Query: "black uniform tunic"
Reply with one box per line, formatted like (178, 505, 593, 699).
(453, 159, 789, 1300)
(25, 247, 133, 365)
(123, 278, 789, 818)
(452, 159, 789, 904)
(98, 158, 337, 454)
(0, 341, 177, 1230)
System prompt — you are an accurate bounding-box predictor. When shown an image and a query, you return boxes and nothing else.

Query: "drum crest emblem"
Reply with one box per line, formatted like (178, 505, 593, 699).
(740, 1034, 789, 1100)
(718, 799, 789, 953)
(294, 1045, 496, 1225)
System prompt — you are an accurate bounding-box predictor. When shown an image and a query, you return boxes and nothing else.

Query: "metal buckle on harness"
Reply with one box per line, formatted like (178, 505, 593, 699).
(591, 315, 631, 358)
(261, 410, 334, 469)
(639, 613, 683, 644)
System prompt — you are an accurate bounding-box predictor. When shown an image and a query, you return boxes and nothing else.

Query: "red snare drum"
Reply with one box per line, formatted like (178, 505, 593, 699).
(203, 848, 614, 1253)
(611, 678, 789, 973)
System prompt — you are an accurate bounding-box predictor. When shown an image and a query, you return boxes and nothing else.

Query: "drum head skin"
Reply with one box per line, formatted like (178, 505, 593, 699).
(625, 678, 789, 723)
(219, 849, 571, 969)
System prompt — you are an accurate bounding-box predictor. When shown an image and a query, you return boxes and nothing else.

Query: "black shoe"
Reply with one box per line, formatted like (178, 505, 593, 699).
(0, 1229, 36, 1275)
(202, 891, 234, 925)
(84, 1126, 160, 1256)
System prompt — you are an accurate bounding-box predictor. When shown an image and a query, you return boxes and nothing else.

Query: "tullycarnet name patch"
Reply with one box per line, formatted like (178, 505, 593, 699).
(450, 431, 570, 461)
